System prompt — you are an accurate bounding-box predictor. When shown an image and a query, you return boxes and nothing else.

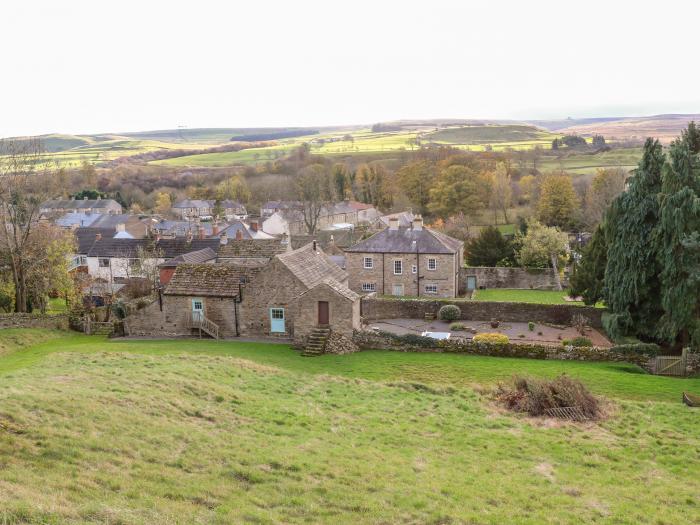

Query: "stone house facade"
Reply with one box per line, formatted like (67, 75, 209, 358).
(344, 216, 464, 298)
(125, 242, 360, 341)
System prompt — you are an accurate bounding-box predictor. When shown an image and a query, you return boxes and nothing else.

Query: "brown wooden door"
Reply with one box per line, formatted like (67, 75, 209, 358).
(318, 301, 329, 325)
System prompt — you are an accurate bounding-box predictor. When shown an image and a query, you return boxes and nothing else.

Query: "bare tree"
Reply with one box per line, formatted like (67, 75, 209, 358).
(295, 164, 328, 234)
(0, 139, 58, 312)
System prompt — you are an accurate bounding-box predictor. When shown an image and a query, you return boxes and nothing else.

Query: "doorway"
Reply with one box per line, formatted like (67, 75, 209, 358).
(318, 301, 329, 325)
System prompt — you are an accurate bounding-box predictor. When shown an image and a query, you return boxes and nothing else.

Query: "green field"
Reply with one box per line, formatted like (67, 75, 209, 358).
(0, 329, 698, 523)
(472, 289, 587, 305)
(538, 147, 643, 177)
(426, 124, 557, 145)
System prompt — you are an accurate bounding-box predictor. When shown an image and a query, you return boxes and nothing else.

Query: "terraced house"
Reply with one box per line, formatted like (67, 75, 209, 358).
(345, 215, 464, 298)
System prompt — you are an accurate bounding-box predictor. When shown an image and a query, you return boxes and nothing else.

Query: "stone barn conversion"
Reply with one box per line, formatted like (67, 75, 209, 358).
(125, 242, 361, 349)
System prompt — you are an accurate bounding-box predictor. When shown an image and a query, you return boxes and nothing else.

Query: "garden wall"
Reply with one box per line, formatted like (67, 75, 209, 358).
(361, 297, 604, 328)
(0, 313, 69, 330)
(460, 266, 567, 290)
(353, 330, 654, 367)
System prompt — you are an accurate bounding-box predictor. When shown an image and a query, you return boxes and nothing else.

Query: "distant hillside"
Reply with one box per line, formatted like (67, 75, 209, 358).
(426, 124, 549, 144)
(526, 117, 622, 131)
(556, 114, 700, 142)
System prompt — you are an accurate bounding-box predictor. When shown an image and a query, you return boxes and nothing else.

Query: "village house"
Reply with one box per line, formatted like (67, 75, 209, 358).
(124, 242, 361, 343)
(344, 215, 464, 298)
(84, 236, 222, 284)
(172, 199, 247, 220)
(262, 200, 379, 236)
(40, 197, 123, 215)
(158, 247, 217, 285)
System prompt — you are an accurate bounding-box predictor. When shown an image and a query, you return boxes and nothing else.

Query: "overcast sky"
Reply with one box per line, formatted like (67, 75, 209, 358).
(2, 0, 698, 137)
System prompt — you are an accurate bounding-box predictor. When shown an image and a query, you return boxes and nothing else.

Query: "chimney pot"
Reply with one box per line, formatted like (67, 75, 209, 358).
(412, 215, 423, 231)
(235, 230, 243, 240)
(388, 217, 399, 231)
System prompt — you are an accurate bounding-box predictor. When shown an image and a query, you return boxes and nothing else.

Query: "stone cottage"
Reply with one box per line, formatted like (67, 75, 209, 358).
(125, 242, 361, 343)
(344, 215, 464, 298)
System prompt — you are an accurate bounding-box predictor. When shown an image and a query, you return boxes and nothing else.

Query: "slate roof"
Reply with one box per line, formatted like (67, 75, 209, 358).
(56, 212, 102, 228)
(290, 229, 356, 250)
(86, 238, 221, 258)
(75, 227, 115, 254)
(345, 226, 463, 254)
(217, 239, 287, 259)
(41, 199, 121, 211)
(164, 264, 254, 297)
(276, 242, 348, 289)
(218, 220, 275, 240)
(379, 211, 415, 228)
(159, 248, 217, 268)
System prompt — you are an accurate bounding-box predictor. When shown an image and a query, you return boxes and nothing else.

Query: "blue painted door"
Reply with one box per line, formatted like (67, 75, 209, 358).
(270, 308, 285, 333)
(466, 276, 477, 291)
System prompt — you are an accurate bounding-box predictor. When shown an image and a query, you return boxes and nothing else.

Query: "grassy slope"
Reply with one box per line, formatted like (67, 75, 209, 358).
(426, 124, 553, 144)
(538, 147, 642, 177)
(0, 330, 699, 524)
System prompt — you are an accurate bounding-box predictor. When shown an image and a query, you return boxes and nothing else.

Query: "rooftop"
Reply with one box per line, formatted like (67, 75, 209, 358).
(164, 263, 258, 297)
(345, 225, 463, 254)
(276, 242, 348, 289)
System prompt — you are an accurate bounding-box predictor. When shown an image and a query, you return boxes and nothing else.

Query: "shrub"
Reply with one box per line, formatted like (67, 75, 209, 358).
(528, 321, 535, 331)
(610, 343, 661, 356)
(449, 322, 465, 331)
(496, 374, 600, 420)
(473, 333, 510, 345)
(563, 336, 593, 347)
(438, 305, 461, 322)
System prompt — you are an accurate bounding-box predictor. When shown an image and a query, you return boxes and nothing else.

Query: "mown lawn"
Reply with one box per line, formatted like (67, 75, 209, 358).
(0, 329, 698, 524)
(473, 288, 587, 305)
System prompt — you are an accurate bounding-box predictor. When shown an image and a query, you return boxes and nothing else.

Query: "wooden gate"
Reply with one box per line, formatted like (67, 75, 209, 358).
(650, 348, 688, 377)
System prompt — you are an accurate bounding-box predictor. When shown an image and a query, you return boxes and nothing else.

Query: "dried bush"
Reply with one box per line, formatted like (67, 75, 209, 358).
(473, 333, 510, 345)
(438, 305, 461, 321)
(496, 374, 600, 420)
(572, 313, 590, 335)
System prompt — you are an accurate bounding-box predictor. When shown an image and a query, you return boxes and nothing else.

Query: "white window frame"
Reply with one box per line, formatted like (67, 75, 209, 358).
(427, 257, 437, 271)
(270, 308, 284, 320)
(393, 259, 403, 275)
(425, 284, 438, 294)
(361, 282, 376, 292)
(363, 256, 374, 269)
(411, 265, 417, 274)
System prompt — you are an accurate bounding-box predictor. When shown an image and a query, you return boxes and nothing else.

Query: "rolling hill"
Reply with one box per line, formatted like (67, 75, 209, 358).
(556, 114, 700, 142)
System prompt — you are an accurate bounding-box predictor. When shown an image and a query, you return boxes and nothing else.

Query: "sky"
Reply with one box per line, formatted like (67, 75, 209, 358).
(1, 0, 699, 137)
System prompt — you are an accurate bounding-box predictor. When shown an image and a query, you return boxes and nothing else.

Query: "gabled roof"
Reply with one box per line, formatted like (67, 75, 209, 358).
(379, 211, 415, 227)
(218, 220, 274, 240)
(56, 212, 102, 228)
(345, 226, 463, 254)
(74, 227, 115, 254)
(159, 248, 217, 268)
(276, 242, 348, 289)
(86, 238, 221, 258)
(41, 199, 121, 210)
(217, 239, 287, 259)
(164, 264, 257, 297)
(297, 277, 359, 302)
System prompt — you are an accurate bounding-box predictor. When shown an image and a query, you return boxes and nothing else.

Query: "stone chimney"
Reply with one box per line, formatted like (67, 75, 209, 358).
(198, 226, 205, 240)
(388, 216, 399, 231)
(95, 232, 102, 241)
(219, 231, 228, 244)
(412, 215, 423, 231)
(116, 223, 126, 232)
(212, 224, 219, 236)
(235, 229, 243, 241)
(249, 219, 258, 232)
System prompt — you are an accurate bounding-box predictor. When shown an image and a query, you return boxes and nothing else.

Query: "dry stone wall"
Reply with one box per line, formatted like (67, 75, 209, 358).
(361, 297, 604, 328)
(460, 266, 567, 290)
(0, 313, 69, 330)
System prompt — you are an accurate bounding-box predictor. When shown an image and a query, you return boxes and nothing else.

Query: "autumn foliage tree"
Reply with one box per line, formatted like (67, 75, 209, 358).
(536, 173, 580, 229)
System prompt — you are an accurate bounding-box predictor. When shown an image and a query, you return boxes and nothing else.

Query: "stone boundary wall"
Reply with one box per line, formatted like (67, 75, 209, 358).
(361, 297, 605, 328)
(0, 313, 69, 331)
(353, 330, 656, 368)
(460, 266, 567, 291)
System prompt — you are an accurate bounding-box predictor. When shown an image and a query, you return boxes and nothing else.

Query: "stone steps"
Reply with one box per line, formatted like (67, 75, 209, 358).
(301, 328, 331, 357)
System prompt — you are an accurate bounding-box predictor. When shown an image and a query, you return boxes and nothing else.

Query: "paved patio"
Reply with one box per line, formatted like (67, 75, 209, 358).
(367, 318, 612, 347)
